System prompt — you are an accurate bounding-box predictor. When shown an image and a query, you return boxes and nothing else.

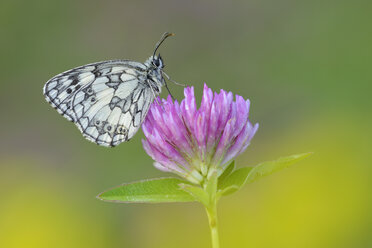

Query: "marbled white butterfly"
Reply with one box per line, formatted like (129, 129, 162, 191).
(43, 32, 175, 147)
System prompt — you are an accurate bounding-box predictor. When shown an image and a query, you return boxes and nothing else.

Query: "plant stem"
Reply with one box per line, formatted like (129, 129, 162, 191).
(202, 168, 220, 248)
(206, 203, 220, 248)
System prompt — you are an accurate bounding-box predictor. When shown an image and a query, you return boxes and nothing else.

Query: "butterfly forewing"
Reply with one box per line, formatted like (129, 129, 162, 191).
(43, 60, 155, 147)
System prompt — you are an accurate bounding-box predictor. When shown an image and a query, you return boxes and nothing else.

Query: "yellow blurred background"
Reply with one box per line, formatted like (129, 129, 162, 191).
(1, 0, 371, 247)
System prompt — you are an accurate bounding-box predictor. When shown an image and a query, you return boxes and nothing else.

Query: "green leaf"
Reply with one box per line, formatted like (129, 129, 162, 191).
(179, 184, 209, 206)
(245, 152, 312, 184)
(97, 178, 196, 203)
(218, 167, 253, 196)
(218, 153, 312, 196)
(218, 161, 235, 187)
(217, 185, 240, 198)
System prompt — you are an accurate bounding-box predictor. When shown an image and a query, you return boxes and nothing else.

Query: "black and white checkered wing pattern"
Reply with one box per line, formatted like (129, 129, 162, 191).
(43, 60, 155, 147)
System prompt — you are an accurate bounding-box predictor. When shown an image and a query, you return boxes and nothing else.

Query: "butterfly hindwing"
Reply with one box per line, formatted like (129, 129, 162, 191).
(43, 64, 98, 121)
(43, 60, 155, 147)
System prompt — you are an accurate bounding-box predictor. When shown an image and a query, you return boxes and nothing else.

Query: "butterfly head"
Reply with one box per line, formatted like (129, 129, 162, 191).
(153, 54, 164, 69)
(145, 55, 166, 91)
(144, 32, 177, 93)
(145, 54, 164, 70)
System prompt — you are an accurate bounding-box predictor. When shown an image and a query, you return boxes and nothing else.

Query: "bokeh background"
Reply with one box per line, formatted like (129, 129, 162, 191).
(1, 0, 371, 247)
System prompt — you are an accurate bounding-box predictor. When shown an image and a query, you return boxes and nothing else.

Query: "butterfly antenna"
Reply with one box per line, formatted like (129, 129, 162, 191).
(162, 71, 187, 87)
(152, 32, 175, 61)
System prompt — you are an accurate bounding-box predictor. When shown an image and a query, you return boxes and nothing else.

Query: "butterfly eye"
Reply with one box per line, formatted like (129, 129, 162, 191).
(153, 55, 164, 68)
(90, 97, 96, 102)
(153, 59, 160, 67)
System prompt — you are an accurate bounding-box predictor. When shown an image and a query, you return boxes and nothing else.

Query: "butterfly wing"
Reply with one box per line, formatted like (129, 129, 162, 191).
(43, 60, 156, 147)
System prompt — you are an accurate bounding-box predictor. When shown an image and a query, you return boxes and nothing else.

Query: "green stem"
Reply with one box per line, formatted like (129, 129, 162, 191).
(203, 168, 220, 248)
(206, 203, 220, 248)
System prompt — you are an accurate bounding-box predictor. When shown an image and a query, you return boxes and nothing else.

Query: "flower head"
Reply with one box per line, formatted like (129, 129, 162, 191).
(142, 84, 258, 184)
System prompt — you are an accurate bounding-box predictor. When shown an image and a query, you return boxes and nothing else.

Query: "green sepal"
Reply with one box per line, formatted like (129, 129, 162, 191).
(180, 168, 219, 208)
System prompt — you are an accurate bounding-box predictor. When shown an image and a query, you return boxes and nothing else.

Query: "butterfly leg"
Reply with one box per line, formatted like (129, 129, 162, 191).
(162, 71, 187, 87)
(147, 83, 163, 107)
(164, 83, 175, 101)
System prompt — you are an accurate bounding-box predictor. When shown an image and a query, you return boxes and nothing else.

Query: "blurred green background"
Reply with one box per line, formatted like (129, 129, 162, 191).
(1, 0, 371, 247)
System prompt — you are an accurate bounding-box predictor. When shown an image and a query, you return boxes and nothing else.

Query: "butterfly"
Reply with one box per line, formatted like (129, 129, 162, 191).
(43, 32, 176, 147)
